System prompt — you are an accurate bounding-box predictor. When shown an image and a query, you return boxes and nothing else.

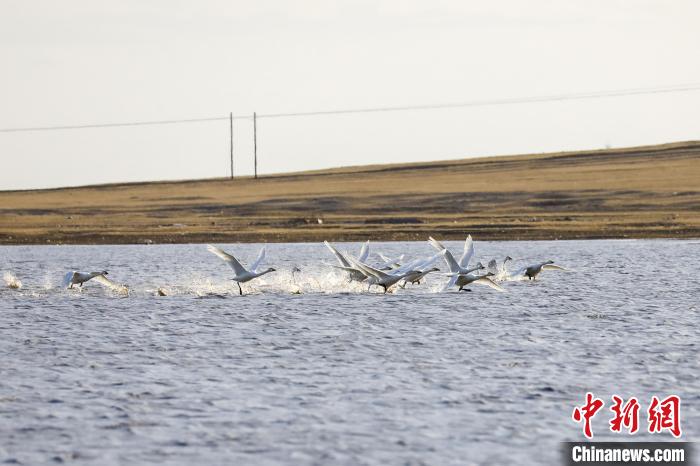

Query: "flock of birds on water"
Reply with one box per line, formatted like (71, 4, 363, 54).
(2, 235, 567, 296)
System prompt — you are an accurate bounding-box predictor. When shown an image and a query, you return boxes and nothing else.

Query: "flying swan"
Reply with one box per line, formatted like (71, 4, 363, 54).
(397, 251, 443, 286)
(207, 245, 276, 295)
(515, 260, 567, 280)
(486, 256, 513, 281)
(428, 235, 484, 290)
(347, 255, 421, 293)
(63, 271, 128, 294)
(323, 240, 369, 282)
(453, 272, 505, 292)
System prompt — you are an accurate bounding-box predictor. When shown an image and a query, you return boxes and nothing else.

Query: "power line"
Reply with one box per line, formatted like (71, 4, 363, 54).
(1, 83, 699, 134)
(0, 116, 228, 133)
(257, 83, 700, 119)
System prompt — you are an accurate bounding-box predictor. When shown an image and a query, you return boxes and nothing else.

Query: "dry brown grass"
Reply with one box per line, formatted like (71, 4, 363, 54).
(1, 141, 699, 244)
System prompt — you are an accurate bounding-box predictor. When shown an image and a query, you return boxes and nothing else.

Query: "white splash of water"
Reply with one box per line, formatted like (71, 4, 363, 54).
(4, 266, 452, 298)
(3, 271, 22, 290)
(147, 267, 445, 296)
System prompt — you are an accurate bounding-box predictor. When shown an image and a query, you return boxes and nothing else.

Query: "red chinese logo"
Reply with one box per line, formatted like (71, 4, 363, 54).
(572, 393, 682, 438)
(648, 395, 681, 438)
(572, 392, 604, 439)
(609, 395, 640, 434)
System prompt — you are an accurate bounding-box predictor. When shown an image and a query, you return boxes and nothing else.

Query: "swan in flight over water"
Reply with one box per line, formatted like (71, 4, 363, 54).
(207, 245, 276, 295)
(397, 251, 443, 286)
(428, 235, 484, 290)
(290, 266, 302, 295)
(63, 271, 129, 294)
(376, 252, 405, 270)
(63, 271, 108, 288)
(487, 256, 513, 281)
(347, 256, 421, 293)
(515, 260, 567, 280)
(453, 272, 505, 292)
(428, 235, 476, 270)
(401, 267, 440, 286)
(323, 240, 369, 282)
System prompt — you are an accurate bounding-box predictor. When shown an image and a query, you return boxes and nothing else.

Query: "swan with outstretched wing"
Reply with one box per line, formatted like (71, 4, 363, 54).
(347, 256, 420, 293)
(454, 272, 506, 292)
(513, 260, 568, 280)
(323, 241, 368, 282)
(63, 270, 128, 295)
(207, 245, 276, 295)
(428, 236, 485, 290)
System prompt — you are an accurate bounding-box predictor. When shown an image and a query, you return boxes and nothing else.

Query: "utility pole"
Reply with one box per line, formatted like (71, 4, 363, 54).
(229, 112, 234, 179)
(253, 112, 257, 179)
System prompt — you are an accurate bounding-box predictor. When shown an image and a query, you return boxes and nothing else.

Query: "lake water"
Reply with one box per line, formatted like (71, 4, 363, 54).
(1, 240, 698, 465)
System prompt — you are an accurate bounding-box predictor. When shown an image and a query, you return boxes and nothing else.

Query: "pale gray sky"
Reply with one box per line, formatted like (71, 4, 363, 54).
(1, 0, 698, 190)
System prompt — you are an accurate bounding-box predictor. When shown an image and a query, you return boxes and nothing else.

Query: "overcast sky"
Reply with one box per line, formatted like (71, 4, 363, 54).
(1, 0, 698, 190)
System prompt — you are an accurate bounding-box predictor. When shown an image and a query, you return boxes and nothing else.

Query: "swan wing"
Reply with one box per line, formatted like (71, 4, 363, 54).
(377, 252, 391, 263)
(542, 264, 567, 271)
(486, 259, 498, 274)
(500, 258, 511, 275)
(440, 249, 461, 274)
(458, 235, 474, 268)
(392, 257, 425, 275)
(428, 236, 447, 252)
(93, 274, 129, 294)
(414, 251, 443, 271)
(250, 247, 266, 273)
(376, 253, 403, 270)
(207, 245, 247, 275)
(474, 276, 506, 292)
(331, 265, 364, 274)
(358, 240, 370, 262)
(62, 271, 77, 287)
(441, 274, 458, 292)
(324, 241, 352, 268)
(348, 256, 388, 280)
(388, 255, 405, 268)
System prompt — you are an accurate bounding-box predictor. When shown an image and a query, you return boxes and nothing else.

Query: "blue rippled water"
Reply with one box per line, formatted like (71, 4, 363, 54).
(1, 240, 698, 465)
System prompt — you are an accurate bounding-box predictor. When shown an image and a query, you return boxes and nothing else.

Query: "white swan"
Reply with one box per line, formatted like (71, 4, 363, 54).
(347, 256, 420, 293)
(429, 235, 476, 269)
(515, 260, 567, 280)
(376, 252, 405, 270)
(63, 271, 108, 288)
(397, 251, 443, 286)
(401, 267, 440, 286)
(290, 266, 302, 295)
(454, 272, 505, 292)
(323, 241, 368, 282)
(63, 271, 129, 294)
(428, 236, 484, 290)
(486, 256, 513, 281)
(207, 245, 276, 295)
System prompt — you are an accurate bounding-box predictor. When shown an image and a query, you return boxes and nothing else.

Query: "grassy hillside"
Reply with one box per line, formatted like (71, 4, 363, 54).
(1, 141, 699, 244)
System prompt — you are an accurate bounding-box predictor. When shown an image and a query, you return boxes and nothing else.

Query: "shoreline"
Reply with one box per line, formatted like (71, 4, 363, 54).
(3, 223, 698, 246)
(2, 234, 699, 246)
